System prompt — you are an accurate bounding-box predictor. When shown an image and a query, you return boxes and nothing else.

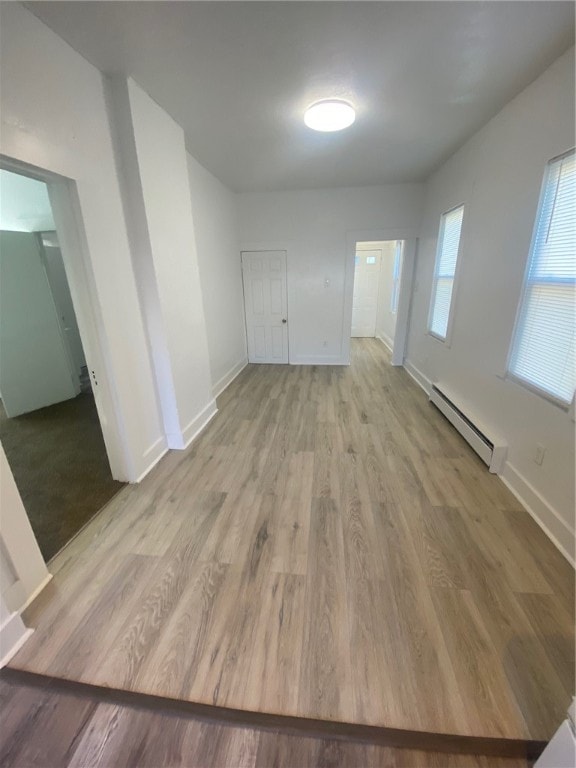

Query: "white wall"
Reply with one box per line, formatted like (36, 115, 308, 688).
(238, 185, 424, 364)
(0, 3, 165, 480)
(406, 47, 575, 561)
(0, 442, 49, 612)
(187, 154, 247, 396)
(122, 79, 216, 449)
(1, 440, 46, 662)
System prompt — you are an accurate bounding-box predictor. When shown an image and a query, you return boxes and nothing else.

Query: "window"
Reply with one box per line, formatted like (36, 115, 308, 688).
(428, 205, 464, 340)
(508, 149, 575, 406)
(390, 240, 403, 314)
(366, 255, 377, 265)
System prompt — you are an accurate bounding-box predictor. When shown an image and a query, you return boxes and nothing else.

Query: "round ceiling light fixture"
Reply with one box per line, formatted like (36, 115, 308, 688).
(304, 99, 356, 132)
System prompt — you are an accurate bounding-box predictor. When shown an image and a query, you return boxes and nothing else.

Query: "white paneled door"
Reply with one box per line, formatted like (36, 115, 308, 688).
(241, 250, 288, 363)
(352, 249, 382, 337)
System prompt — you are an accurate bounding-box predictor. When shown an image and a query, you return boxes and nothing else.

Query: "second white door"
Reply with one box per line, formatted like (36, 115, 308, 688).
(352, 249, 382, 337)
(241, 250, 288, 363)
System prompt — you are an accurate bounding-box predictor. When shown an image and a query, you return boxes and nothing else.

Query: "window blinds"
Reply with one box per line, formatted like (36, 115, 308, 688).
(429, 205, 464, 339)
(509, 150, 576, 406)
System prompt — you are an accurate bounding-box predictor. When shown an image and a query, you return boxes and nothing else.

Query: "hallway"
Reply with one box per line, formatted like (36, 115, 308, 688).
(10, 340, 574, 748)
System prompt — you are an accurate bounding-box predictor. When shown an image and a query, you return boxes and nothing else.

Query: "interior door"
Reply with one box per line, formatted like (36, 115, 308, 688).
(352, 249, 382, 337)
(241, 250, 288, 363)
(0, 230, 77, 416)
(39, 232, 86, 384)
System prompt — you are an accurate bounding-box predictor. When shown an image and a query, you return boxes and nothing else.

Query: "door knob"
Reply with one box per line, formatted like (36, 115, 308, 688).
(282, 318, 287, 324)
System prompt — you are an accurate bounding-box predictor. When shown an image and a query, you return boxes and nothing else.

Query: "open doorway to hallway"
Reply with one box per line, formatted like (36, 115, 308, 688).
(0, 169, 124, 561)
(352, 240, 404, 346)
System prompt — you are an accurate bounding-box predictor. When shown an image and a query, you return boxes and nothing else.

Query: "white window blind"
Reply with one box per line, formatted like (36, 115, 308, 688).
(428, 205, 464, 340)
(508, 150, 576, 406)
(390, 240, 403, 314)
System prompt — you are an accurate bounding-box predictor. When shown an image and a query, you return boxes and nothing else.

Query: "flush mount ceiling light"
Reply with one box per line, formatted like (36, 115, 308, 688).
(304, 100, 356, 132)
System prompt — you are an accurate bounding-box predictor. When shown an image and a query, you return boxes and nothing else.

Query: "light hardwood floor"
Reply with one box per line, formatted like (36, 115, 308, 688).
(10, 340, 574, 743)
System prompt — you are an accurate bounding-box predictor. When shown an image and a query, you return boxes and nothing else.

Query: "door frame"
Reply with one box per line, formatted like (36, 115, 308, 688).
(0, 155, 131, 481)
(344, 229, 419, 366)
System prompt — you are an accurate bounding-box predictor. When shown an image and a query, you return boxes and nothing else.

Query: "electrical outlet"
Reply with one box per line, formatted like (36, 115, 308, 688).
(534, 444, 546, 465)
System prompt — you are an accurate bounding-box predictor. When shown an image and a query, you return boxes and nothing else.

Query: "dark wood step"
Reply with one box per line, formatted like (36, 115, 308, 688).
(0, 668, 545, 763)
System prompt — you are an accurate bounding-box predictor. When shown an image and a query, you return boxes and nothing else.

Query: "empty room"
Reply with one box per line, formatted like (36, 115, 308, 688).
(0, 2, 574, 767)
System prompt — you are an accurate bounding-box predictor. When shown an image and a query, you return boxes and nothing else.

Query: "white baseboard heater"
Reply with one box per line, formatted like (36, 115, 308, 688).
(429, 384, 507, 474)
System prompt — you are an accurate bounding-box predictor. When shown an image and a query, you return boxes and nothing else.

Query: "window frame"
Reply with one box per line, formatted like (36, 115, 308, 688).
(505, 148, 576, 410)
(427, 203, 465, 345)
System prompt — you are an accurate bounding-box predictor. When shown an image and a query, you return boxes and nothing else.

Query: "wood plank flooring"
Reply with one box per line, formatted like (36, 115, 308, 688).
(0, 673, 533, 767)
(9, 340, 574, 744)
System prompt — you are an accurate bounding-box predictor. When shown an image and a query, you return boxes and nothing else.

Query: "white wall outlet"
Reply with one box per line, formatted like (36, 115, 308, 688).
(534, 444, 546, 465)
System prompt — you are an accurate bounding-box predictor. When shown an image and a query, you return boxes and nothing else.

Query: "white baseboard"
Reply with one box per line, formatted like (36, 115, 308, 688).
(212, 358, 248, 399)
(18, 573, 53, 614)
(0, 613, 33, 668)
(136, 402, 218, 480)
(182, 399, 218, 449)
(403, 358, 432, 395)
(402, 359, 574, 568)
(134, 437, 169, 483)
(500, 463, 575, 567)
(375, 332, 393, 354)
(290, 355, 349, 366)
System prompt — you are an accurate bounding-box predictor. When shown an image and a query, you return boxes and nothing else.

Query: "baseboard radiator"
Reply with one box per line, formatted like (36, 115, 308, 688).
(429, 384, 507, 474)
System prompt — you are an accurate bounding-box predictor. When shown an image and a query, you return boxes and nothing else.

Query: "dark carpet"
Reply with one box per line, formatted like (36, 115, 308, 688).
(0, 394, 124, 561)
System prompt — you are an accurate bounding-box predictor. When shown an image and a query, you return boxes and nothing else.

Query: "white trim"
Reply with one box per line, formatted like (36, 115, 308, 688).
(375, 332, 393, 353)
(289, 355, 349, 366)
(143, 436, 167, 460)
(182, 400, 218, 449)
(0, 613, 33, 668)
(133, 444, 169, 483)
(17, 573, 53, 614)
(213, 358, 248, 399)
(132, 437, 169, 483)
(239, 241, 293, 254)
(500, 463, 575, 568)
(403, 359, 432, 395)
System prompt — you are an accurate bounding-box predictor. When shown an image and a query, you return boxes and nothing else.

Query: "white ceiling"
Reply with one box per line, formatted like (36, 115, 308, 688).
(25, 1, 575, 192)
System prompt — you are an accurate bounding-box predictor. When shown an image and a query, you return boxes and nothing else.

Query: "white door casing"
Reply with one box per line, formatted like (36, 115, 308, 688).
(241, 250, 288, 363)
(352, 249, 382, 337)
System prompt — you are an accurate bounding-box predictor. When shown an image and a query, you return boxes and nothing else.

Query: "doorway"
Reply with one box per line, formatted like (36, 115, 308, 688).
(352, 240, 404, 345)
(0, 169, 124, 561)
(241, 250, 289, 364)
